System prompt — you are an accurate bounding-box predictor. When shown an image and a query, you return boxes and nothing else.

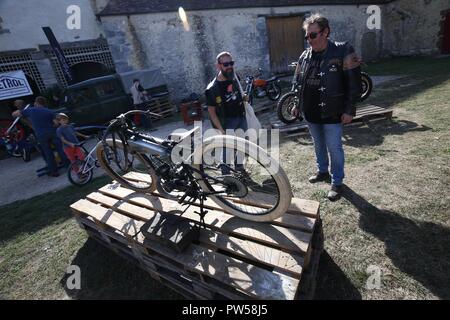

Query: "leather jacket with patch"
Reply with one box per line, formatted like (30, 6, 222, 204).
(294, 40, 362, 118)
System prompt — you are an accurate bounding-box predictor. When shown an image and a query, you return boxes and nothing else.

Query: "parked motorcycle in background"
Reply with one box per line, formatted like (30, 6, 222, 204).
(276, 61, 373, 124)
(244, 68, 282, 105)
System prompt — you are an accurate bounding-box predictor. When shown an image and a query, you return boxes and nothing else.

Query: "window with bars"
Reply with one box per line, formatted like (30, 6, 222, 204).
(0, 53, 46, 92)
(46, 44, 116, 87)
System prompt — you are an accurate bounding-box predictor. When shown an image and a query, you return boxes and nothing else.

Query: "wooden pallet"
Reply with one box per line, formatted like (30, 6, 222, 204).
(145, 94, 176, 119)
(252, 100, 275, 116)
(70, 177, 322, 300)
(271, 105, 394, 137)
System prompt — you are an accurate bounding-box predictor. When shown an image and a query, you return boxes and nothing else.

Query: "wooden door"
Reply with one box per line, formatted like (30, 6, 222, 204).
(266, 16, 304, 74)
(442, 12, 450, 54)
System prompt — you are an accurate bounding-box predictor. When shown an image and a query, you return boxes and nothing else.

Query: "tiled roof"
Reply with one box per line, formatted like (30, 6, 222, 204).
(99, 0, 395, 16)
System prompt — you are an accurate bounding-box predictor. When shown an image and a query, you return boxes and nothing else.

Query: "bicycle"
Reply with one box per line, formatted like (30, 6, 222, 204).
(96, 110, 293, 222)
(67, 135, 103, 186)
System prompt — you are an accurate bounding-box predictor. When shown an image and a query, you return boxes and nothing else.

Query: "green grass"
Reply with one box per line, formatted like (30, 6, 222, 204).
(281, 55, 450, 300)
(364, 55, 450, 76)
(0, 176, 182, 299)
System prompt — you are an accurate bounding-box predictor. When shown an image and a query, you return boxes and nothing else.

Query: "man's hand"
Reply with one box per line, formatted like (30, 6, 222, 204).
(341, 113, 353, 124)
(12, 110, 21, 118)
(243, 94, 250, 102)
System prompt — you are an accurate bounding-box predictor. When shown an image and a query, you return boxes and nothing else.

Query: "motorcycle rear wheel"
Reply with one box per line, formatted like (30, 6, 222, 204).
(192, 135, 293, 222)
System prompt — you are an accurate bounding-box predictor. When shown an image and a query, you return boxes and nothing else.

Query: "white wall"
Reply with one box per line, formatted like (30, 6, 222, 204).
(0, 0, 104, 51)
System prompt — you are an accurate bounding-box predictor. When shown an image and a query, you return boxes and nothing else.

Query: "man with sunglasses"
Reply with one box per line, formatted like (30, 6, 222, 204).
(205, 51, 247, 174)
(292, 14, 362, 201)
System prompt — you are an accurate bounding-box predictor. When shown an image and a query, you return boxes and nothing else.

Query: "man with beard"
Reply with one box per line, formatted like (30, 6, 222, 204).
(205, 51, 247, 174)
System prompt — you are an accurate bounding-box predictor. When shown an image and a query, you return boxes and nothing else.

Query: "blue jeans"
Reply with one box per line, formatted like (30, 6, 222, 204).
(221, 116, 248, 174)
(307, 122, 345, 186)
(37, 132, 70, 173)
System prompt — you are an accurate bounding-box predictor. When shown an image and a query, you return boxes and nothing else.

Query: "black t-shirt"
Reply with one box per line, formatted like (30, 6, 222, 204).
(205, 78, 245, 119)
(303, 51, 341, 124)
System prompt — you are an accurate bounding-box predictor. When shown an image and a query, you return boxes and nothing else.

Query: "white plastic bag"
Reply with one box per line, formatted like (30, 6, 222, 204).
(234, 74, 262, 134)
(244, 101, 262, 132)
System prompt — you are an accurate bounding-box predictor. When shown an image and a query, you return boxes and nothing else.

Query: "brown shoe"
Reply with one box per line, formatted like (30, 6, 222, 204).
(309, 172, 331, 183)
(327, 185, 343, 201)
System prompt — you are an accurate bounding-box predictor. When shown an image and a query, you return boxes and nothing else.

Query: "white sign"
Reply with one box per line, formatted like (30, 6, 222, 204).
(0, 70, 33, 101)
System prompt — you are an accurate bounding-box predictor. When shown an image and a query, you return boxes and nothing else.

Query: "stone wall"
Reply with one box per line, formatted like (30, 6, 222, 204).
(381, 0, 450, 56)
(101, 5, 373, 101)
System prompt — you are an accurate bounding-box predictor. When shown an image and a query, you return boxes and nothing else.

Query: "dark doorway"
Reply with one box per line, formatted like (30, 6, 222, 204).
(442, 11, 450, 54)
(70, 62, 112, 83)
(266, 16, 304, 74)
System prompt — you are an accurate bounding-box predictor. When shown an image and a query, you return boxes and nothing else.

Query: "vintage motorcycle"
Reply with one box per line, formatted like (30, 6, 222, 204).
(244, 68, 282, 105)
(276, 61, 373, 124)
(97, 110, 293, 222)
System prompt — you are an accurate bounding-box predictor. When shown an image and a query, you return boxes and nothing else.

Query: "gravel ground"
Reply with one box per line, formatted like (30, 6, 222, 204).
(0, 119, 197, 206)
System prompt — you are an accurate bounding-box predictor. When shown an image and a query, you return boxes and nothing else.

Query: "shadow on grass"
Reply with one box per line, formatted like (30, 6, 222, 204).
(61, 237, 183, 300)
(342, 119, 433, 148)
(0, 176, 111, 244)
(342, 186, 450, 299)
(314, 250, 362, 300)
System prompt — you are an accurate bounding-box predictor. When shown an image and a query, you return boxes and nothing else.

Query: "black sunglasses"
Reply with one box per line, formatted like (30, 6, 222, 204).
(305, 30, 324, 41)
(220, 61, 235, 67)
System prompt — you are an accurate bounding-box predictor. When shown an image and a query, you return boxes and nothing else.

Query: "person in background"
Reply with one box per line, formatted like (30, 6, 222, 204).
(291, 14, 362, 201)
(130, 78, 155, 131)
(205, 51, 248, 174)
(55, 113, 90, 165)
(12, 96, 69, 177)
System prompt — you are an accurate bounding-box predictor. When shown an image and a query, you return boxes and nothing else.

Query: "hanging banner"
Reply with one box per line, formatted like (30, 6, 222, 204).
(0, 70, 34, 101)
(42, 26, 75, 85)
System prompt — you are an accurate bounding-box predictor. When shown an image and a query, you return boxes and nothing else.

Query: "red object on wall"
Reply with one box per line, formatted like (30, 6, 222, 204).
(180, 101, 203, 125)
(443, 12, 450, 54)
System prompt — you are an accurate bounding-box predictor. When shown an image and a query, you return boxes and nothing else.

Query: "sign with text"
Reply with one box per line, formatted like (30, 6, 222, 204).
(0, 70, 33, 101)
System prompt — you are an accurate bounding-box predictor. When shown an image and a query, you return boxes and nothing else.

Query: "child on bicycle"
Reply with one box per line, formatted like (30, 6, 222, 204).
(55, 113, 90, 164)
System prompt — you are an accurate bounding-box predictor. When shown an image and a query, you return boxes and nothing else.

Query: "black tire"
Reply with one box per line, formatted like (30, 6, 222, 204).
(267, 82, 282, 101)
(277, 92, 299, 124)
(22, 148, 31, 162)
(68, 160, 93, 186)
(359, 72, 373, 102)
(96, 139, 157, 193)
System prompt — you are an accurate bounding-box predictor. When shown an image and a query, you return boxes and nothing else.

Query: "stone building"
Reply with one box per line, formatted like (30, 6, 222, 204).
(1, 0, 449, 108)
(97, 0, 450, 101)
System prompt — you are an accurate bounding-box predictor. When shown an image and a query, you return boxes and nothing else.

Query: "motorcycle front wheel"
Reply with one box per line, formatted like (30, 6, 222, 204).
(267, 82, 282, 101)
(96, 138, 157, 193)
(277, 92, 300, 124)
(192, 135, 292, 222)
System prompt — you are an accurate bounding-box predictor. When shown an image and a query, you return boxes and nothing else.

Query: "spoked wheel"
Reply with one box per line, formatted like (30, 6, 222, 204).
(277, 92, 300, 124)
(68, 160, 93, 186)
(96, 138, 157, 193)
(192, 135, 292, 222)
(359, 72, 373, 102)
(267, 82, 282, 101)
